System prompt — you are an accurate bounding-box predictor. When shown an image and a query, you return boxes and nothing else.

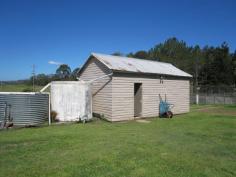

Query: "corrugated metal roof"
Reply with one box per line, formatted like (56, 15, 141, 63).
(92, 53, 192, 78)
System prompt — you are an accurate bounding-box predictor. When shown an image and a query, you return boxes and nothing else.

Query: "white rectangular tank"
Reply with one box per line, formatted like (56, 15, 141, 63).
(50, 81, 92, 121)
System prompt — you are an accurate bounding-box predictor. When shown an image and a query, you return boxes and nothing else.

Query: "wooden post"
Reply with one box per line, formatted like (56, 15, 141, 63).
(224, 92, 225, 104)
(214, 94, 216, 104)
(196, 93, 199, 105)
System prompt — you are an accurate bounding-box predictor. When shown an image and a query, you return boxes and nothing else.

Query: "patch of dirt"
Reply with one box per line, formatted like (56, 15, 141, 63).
(136, 119, 151, 123)
(193, 106, 218, 111)
(196, 106, 236, 116)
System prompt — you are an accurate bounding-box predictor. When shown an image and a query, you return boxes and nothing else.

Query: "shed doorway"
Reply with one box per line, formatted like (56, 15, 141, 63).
(134, 83, 142, 117)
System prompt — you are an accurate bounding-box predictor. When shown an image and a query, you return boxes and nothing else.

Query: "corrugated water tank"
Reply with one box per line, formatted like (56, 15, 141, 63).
(0, 92, 49, 127)
(50, 81, 92, 121)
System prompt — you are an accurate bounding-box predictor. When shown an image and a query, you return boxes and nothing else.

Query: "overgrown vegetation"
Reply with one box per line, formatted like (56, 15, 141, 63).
(0, 105, 235, 177)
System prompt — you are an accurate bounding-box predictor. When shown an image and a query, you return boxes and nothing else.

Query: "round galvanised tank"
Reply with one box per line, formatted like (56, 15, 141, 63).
(0, 92, 49, 127)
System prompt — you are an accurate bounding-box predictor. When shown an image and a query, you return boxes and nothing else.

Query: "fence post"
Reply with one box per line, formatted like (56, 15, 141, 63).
(196, 87, 200, 105)
(224, 92, 225, 104)
(196, 93, 199, 105)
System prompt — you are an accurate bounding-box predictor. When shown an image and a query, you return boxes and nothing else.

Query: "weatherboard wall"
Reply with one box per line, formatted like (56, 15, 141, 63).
(79, 57, 113, 120)
(111, 73, 190, 121)
(79, 57, 190, 121)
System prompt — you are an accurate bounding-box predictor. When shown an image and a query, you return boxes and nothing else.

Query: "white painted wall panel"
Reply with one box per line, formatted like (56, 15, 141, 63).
(51, 81, 92, 121)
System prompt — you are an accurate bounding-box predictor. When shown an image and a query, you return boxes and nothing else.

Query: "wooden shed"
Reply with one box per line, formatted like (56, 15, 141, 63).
(78, 53, 192, 121)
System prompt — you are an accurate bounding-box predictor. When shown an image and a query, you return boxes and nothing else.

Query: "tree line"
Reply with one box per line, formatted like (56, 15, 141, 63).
(29, 65, 80, 86)
(113, 37, 236, 88)
(31, 37, 236, 88)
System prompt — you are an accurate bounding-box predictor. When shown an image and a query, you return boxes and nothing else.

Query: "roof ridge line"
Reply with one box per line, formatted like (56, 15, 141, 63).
(92, 52, 172, 65)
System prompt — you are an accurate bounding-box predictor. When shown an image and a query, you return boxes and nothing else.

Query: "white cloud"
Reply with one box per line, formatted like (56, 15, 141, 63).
(48, 60, 62, 65)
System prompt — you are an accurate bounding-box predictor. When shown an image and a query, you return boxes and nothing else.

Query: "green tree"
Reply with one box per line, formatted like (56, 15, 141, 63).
(111, 52, 123, 56)
(56, 64, 71, 79)
(124, 37, 235, 86)
(126, 52, 134, 58)
(71, 67, 80, 80)
(232, 51, 236, 86)
(199, 43, 234, 85)
(149, 37, 193, 73)
(133, 50, 149, 59)
(35, 74, 49, 86)
(30, 74, 49, 86)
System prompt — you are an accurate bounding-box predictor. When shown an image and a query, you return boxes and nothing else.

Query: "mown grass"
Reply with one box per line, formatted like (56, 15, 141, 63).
(0, 105, 235, 177)
(0, 84, 42, 92)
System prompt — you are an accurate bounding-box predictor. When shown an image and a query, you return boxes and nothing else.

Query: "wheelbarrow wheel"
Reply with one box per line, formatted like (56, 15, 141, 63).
(166, 111, 173, 118)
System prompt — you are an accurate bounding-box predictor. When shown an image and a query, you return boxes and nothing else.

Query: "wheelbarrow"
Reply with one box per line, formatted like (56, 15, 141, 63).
(159, 94, 174, 118)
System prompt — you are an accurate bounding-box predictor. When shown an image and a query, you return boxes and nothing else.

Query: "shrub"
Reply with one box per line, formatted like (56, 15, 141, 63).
(51, 111, 58, 122)
(22, 88, 33, 92)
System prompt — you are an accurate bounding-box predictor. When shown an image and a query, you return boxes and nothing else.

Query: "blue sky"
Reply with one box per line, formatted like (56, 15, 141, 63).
(0, 0, 235, 81)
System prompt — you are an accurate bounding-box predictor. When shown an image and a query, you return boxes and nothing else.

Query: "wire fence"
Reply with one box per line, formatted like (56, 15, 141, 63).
(190, 85, 236, 104)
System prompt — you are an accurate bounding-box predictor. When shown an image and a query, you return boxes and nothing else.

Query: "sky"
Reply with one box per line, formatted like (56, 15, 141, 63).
(0, 0, 236, 81)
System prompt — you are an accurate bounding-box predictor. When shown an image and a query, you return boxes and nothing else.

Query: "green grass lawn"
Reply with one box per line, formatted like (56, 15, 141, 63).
(0, 105, 236, 177)
(0, 84, 42, 92)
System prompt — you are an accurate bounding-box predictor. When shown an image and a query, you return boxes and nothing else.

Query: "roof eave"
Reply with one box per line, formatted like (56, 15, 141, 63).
(78, 54, 113, 77)
(91, 53, 113, 70)
(112, 69, 192, 78)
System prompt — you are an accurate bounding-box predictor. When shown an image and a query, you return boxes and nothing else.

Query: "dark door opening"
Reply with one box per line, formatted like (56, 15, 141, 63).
(134, 83, 142, 117)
